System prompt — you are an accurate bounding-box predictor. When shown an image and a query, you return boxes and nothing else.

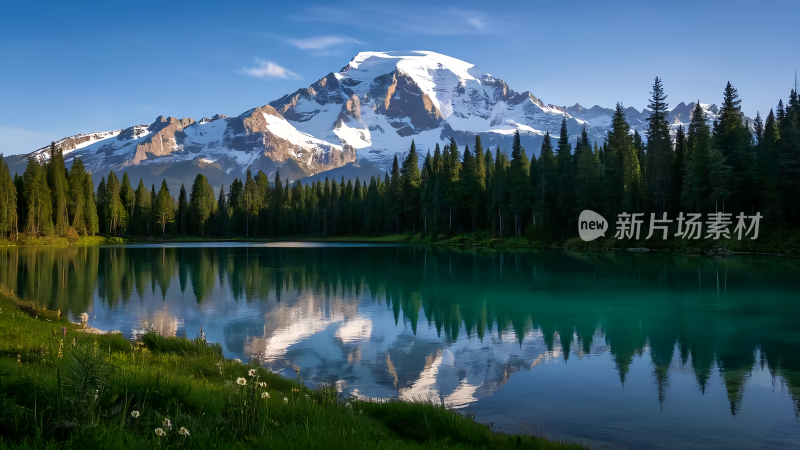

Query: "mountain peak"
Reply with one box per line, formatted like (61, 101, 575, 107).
(7, 50, 733, 195)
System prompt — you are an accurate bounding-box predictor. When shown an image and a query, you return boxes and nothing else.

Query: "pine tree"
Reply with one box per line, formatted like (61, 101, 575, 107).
(528, 147, 540, 230)
(714, 81, 755, 213)
(606, 103, 641, 213)
(420, 152, 433, 232)
(483, 145, 494, 191)
(777, 88, 800, 224)
(460, 144, 476, 230)
(177, 183, 188, 235)
(150, 185, 156, 233)
(242, 170, 257, 238)
(645, 77, 673, 213)
(400, 140, 421, 233)
(24, 158, 53, 235)
(132, 180, 152, 235)
(537, 131, 557, 227)
(576, 135, 602, 213)
(444, 139, 461, 230)
(47, 143, 69, 236)
(272, 171, 283, 236)
(489, 147, 510, 236)
(388, 154, 401, 232)
(120, 173, 135, 232)
(508, 130, 530, 236)
(673, 125, 687, 209)
(96, 177, 107, 234)
(105, 171, 123, 235)
(473, 135, 486, 229)
(709, 147, 732, 211)
(228, 178, 243, 235)
(83, 172, 99, 236)
(633, 130, 646, 174)
(153, 180, 174, 236)
(189, 173, 217, 236)
(13, 174, 25, 233)
(68, 158, 87, 235)
(0, 155, 17, 237)
(683, 101, 713, 212)
(474, 135, 486, 193)
(555, 117, 576, 231)
(753, 111, 764, 145)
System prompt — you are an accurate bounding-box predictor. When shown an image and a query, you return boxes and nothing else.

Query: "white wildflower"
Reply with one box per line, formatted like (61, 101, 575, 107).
(131, 411, 140, 419)
(179, 427, 190, 437)
(236, 377, 247, 386)
(261, 392, 269, 399)
(233, 358, 242, 364)
(283, 397, 288, 403)
(163, 417, 172, 430)
(155, 428, 165, 437)
(248, 369, 256, 377)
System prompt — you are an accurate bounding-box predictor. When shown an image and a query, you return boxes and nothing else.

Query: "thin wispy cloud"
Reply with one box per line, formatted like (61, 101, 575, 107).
(295, 6, 494, 36)
(288, 35, 362, 50)
(238, 59, 300, 79)
(466, 18, 484, 32)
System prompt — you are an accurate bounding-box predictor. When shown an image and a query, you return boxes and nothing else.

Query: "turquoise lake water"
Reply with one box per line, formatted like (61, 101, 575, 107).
(1, 244, 799, 449)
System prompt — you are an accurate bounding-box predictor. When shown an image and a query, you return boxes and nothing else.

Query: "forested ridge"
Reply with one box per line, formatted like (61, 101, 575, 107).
(0, 79, 799, 242)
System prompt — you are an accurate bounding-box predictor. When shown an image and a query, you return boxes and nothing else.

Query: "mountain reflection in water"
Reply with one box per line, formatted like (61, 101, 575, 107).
(2, 245, 799, 449)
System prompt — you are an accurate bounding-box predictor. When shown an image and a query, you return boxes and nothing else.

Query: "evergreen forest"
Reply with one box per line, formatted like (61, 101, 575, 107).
(1, 79, 799, 243)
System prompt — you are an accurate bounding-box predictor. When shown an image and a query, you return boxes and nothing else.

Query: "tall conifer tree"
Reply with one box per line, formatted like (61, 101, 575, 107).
(0, 155, 17, 237)
(153, 180, 174, 236)
(645, 77, 672, 213)
(47, 143, 69, 235)
(177, 183, 188, 235)
(24, 158, 52, 235)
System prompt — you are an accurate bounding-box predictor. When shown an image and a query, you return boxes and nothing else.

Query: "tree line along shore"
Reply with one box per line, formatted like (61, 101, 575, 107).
(0, 79, 798, 250)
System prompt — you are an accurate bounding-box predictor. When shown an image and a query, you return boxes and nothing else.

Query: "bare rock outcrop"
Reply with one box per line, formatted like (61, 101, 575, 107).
(225, 105, 356, 178)
(371, 71, 443, 137)
(132, 116, 193, 163)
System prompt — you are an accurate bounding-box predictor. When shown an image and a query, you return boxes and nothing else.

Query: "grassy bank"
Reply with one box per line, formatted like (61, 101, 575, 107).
(0, 287, 583, 450)
(0, 235, 126, 248)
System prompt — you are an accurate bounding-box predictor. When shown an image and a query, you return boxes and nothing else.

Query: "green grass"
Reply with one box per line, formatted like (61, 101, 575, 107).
(0, 286, 584, 450)
(0, 235, 125, 247)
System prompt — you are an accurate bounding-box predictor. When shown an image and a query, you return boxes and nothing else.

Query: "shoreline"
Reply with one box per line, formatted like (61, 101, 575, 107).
(1, 233, 797, 258)
(0, 286, 584, 449)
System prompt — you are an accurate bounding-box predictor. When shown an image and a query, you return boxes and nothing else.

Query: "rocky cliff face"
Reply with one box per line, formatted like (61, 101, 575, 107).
(7, 105, 355, 193)
(132, 116, 195, 163)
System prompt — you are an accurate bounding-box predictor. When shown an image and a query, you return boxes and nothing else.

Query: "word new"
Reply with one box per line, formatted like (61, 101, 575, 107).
(614, 212, 762, 240)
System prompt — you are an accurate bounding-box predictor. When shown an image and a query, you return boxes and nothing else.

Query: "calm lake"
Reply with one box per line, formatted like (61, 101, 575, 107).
(1, 244, 799, 449)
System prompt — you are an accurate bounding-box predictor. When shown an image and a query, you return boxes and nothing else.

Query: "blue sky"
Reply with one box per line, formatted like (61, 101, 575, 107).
(1, 0, 797, 155)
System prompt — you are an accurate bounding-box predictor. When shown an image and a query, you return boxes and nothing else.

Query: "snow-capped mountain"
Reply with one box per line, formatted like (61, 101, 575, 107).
(5, 51, 727, 192)
(6, 107, 356, 193)
(270, 51, 585, 168)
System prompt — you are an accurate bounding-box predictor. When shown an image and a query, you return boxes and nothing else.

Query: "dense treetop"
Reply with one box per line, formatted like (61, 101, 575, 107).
(1, 80, 798, 240)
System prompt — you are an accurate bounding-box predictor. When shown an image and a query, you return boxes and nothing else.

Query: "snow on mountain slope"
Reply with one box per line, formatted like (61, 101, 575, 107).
(9, 108, 355, 193)
(7, 50, 748, 191)
(565, 101, 726, 140)
(271, 51, 583, 166)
